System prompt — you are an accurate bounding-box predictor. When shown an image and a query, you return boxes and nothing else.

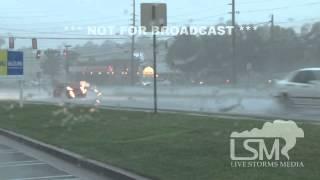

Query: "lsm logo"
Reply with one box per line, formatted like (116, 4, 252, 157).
(230, 120, 304, 168)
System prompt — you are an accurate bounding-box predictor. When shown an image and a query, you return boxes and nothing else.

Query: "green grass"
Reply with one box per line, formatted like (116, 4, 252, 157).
(0, 102, 319, 180)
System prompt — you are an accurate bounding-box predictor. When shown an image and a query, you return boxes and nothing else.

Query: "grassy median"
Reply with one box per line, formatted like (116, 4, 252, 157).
(0, 102, 319, 180)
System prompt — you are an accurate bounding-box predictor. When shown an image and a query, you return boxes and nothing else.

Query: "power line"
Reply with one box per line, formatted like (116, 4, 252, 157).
(276, 17, 320, 25)
(0, 26, 138, 38)
(79, 50, 130, 58)
(0, 27, 99, 37)
(0, 18, 130, 29)
(236, 0, 279, 5)
(240, 1, 320, 14)
(0, 36, 129, 40)
(168, 7, 221, 19)
(169, 12, 228, 25)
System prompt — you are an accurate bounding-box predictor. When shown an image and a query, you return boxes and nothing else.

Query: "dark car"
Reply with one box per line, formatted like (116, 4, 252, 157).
(53, 81, 89, 99)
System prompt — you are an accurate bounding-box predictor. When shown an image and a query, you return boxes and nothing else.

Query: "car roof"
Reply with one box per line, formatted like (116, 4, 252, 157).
(298, 68, 320, 71)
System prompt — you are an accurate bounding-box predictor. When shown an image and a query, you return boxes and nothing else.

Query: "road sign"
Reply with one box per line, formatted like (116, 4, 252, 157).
(0, 50, 24, 107)
(141, 3, 167, 113)
(7, 51, 23, 75)
(141, 3, 167, 32)
(0, 50, 8, 75)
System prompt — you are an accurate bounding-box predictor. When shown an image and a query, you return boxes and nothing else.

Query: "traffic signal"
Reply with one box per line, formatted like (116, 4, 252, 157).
(32, 38, 38, 49)
(9, 37, 14, 49)
(36, 50, 41, 59)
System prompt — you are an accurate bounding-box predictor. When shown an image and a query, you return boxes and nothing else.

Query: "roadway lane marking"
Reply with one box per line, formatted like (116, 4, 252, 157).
(9, 174, 76, 180)
(0, 160, 42, 165)
(0, 162, 46, 168)
(0, 151, 21, 154)
(0, 144, 12, 150)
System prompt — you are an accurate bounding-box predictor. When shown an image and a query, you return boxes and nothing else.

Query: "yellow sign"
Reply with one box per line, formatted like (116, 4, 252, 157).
(143, 66, 154, 77)
(0, 50, 7, 75)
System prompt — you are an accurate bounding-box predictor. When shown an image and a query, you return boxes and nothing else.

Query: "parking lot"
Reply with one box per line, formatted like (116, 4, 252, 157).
(0, 135, 109, 180)
(0, 143, 78, 180)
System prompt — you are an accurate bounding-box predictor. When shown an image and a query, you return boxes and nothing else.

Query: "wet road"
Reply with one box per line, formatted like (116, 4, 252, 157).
(1, 86, 320, 121)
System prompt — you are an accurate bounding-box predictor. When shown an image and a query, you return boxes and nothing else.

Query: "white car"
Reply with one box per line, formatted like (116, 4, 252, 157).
(273, 68, 320, 108)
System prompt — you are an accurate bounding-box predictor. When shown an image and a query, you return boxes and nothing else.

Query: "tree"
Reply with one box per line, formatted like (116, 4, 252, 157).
(166, 35, 202, 74)
(41, 49, 63, 81)
(165, 21, 320, 84)
(0, 38, 5, 48)
(66, 51, 80, 66)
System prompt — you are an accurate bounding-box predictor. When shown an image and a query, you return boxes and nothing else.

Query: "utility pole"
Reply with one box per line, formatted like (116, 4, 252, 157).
(270, 14, 274, 41)
(130, 0, 136, 85)
(269, 14, 274, 77)
(64, 45, 72, 78)
(230, 0, 237, 85)
(152, 5, 158, 113)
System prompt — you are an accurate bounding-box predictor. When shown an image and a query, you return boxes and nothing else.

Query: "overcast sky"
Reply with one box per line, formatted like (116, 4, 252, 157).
(0, 0, 319, 48)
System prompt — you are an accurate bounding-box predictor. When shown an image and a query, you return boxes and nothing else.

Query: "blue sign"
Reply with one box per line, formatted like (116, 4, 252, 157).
(7, 51, 23, 75)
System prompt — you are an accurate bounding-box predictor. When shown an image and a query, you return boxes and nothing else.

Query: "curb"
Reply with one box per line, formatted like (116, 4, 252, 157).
(0, 128, 150, 180)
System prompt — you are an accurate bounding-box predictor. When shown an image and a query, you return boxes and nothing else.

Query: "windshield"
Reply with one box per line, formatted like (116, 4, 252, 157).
(0, 1, 319, 180)
(313, 70, 320, 80)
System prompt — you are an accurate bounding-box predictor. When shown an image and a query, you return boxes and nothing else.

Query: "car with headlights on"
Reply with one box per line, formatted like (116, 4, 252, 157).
(53, 81, 90, 99)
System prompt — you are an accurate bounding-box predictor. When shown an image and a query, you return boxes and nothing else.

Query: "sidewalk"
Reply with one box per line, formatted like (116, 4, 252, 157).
(0, 135, 110, 180)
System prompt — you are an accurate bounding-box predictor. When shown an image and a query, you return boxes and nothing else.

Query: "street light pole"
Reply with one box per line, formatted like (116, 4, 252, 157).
(130, 0, 136, 86)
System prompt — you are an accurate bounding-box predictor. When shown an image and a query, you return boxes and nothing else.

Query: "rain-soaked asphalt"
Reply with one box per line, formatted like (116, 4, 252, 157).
(1, 86, 320, 121)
